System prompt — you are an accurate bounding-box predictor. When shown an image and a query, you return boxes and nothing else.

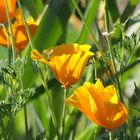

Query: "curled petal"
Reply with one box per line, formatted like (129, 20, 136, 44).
(65, 80, 128, 129)
(31, 44, 93, 88)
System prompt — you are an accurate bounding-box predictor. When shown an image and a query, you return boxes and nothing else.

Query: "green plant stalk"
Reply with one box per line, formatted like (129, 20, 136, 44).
(72, 0, 105, 59)
(3, 24, 12, 65)
(104, 0, 110, 33)
(38, 68, 61, 139)
(106, 58, 140, 84)
(19, 68, 29, 140)
(4, 0, 16, 61)
(104, 0, 123, 102)
(127, 119, 135, 140)
(24, 105, 29, 140)
(109, 131, 113, 140)
(61, 88, 68, 140)
(15, 2, 35, 137)
(104, 1, 135, 139)
(93, 126, 100, 140)
(107, 40, 123, 102)
(125, 42, 140, 66)
(17, 0, 34, 50)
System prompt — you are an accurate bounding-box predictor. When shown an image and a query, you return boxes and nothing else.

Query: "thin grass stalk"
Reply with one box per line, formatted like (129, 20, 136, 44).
(104, 0, 110, 33)
(3, 24, 12, 65)
(72, 0, 105, 60)
(61, 88, 68, 140)
(127, 116, 135, 140)
(17, 0, 34, 50)
(18, 68, 29, 140)
(24, 105, 29, 140)
(107, 37, 123, 101)
(93, 126, 100, 140)
(15, 2, 35, 138)
(106, 58, 140, 85)
(17, 1, 60, 138)
(104, 0, 123, 102)
(4, 0, 16, 61)
(109, 131, 113, 140)
(104, 1, 136, 139)
(3, 5, 14, 99)
(38, 68, 61, 139)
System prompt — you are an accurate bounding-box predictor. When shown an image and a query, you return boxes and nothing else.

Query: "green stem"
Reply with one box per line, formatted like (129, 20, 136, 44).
(61, 88, 68, 140)
(19, 76, 29, 140)
(127, 119, 135, 140)
(4, 0, 16, 61)
(109, 131, 113, 140)
(17, 0, 34, 50)
(3, 24, 12, 65)
(106, 58, 140, 84)
(39, 68, 61, 139)
(104, 0, 110, 33)
(72, 0, 105, 59)
(104, 0, 123, 102)
(93, 126, 100, 140)
(24, 105, 29, 140)
(119, 58, 140, 75)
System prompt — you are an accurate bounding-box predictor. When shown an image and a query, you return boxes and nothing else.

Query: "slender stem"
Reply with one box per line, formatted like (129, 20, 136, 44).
(104, 2, 134, 140)
(125, 42, 139, 66)
(3, 24, 12, 65)
(106, 58, 140, 84)
(61, 88, 68, 140)
(24, 105, 29, 140)
(104, 0, 110, 33)
(104, 0, 123, 102)
(118, 58, 140, 75)
(4, 0, 16, 61)
(72, 0, 105, 59)
(93, 126, 100, 140)
(38, 68, 61, 139)
(19, 77, 29, 140)
(17, 0, 34, 50)
(109, 131, 113, 140)
(127, 118, 135, 140)
(108, 40, 123, 101)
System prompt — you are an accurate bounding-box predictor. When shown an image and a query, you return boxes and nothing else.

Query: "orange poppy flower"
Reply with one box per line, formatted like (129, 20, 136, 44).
(31, 44, 93, 88)
(65, 79, 128, 129)
(0, 0, 16, 23)
(0, 10, 37, 51)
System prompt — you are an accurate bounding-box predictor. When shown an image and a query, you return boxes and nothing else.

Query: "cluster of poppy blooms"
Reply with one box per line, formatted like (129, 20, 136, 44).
(0, 0, 37, 51)
(0, 0, 128, 131)
(31, 44, 128, 130)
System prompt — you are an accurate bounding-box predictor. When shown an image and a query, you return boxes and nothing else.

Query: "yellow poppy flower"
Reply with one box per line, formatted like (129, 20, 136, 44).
(0, 0, 16, 23)
(65, 79, 128, 129)
(31, 44, 93, 88)
(0, 9, 37, 51)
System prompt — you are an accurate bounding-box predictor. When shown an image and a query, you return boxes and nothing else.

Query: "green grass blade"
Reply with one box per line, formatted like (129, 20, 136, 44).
(34, 0, 74, 51)
(77, 0, 100, 43)
(107, 0, 120, 23)
(21, 0, 44, 19)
